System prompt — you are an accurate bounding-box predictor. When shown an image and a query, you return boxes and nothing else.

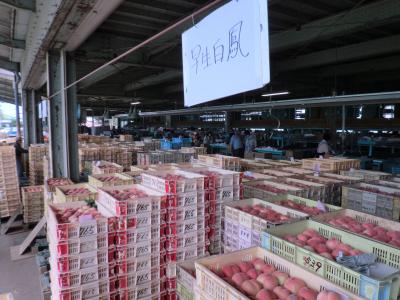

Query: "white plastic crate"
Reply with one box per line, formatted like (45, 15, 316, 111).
(118, 280, 163, 300)
(195, 247, 364, 300)
(167, 244, 206, 263)
(167, 205, 198, 222)
(115, 241, 152, 261)
(47, 202, 114, 243)
(50, 264, 112, 289)
(182, 167, 241, 189)
(115, 226, 154, 245)
(49, 233, 114, 257)
(141, 170, 205, 193)
(167, 219, 201, 235)
(49, 248, 114, 273)
(118, 267, 160, 288)
(165, 231, 206, 251)
(97, 184, 167, 217)
(224, 198, 309, 230)
(115, 255, 153, 275)
(167, 191, 203, 207)
(51, 277, 117, 300)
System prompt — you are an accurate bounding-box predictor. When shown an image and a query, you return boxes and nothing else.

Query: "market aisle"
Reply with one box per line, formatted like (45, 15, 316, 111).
(0, 231, 42, 300)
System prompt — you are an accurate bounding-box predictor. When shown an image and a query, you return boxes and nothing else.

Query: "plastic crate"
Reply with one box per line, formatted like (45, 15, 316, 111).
(341, 169, 392, 182)
(49, 248, 115, 273)
(88, 173, 134, 187)
(272, 177, 326, 201)
(51, 277, 117, 300)
(47, 202, 114, 242)
(115, 255, 153, 275)
(261, 220, 400, 300)
(118, 267, 160, 288)
(167, 244, 206, 263)
(92, 161, 123, 175)
(312, 209, 400, 249)
(182, 167, 241, 189)
(195, 247, 364, 300)
(167, 219, 204, 236)
(118, 279, 164, 300)
(166, 230, 206, 251)
(243, 180, 304, 198)
(262, 194, 342, 215)
(177, 259, 197, 295)
(49, 232, 115, 257)
(167, 191, 203, 208)
(141, 170, 205, 194)
(342, 183, 400, 221)
(224, 198, 309, 230)
(50, 264, 112, 289)
(197, 154, 241, 171)
(114, 226, 159, 245)
(96, 184, 167, 217)
(302, 158, 360, 173)
(54, 183, 98, 203)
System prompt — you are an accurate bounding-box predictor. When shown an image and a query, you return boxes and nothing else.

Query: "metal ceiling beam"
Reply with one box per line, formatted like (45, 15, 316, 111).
(0, 56, 19, 71)
(277, 34, 400, 72)
(0, 36, 25, 49)
(108, 14, 163, 31)
(270, 0, 400, 53)
(122, 1, 186, 18)
(0, 0, 35, 11)
(124, 70, 182, 92)
(139, 92, 400, 117)
(112, 11, 170, 26)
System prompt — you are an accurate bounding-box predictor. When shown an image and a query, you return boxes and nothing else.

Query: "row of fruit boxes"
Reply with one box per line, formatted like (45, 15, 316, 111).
(302, 158, 360, 173)
(88, 173, 134, 187)
(342, 182, 400, 221)
(340, 169, 392, 181)
(261, 219, 400, 300)
(54, 183, 98, 203)
(195, 247, 365, 300)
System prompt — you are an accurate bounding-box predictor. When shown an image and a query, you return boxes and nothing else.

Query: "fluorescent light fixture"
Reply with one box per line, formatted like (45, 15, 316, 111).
(131, 101, 141, 105)
(261, 91, 290, 97)
(85, 108, 93, 111)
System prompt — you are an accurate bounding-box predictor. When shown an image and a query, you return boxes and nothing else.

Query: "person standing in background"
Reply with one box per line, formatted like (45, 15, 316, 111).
(245, 130, 257, 155)
(14, 136, 28, 179)
(317, 132, 334, 158)
(203, 132, 213, 154)
(230, 130, 244, 158)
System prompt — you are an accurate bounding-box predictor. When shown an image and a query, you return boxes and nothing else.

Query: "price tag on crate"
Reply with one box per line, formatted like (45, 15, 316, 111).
(79, 221, 97, 238)
(301, 254, 324, 275)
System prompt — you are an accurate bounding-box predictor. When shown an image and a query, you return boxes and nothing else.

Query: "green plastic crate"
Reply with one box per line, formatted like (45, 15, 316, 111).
(261, 220, 400, 300)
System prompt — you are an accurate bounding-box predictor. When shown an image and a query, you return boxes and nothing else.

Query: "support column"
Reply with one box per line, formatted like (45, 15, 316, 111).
(341, 105, 346, 153)
(32, 90, 43, 143)
(165, 115, 172, 128)
(13, 73, 21, 137)
(46, 51, 79, 181)
(224, 111, 232, 133)
(22, 89, 31, 148)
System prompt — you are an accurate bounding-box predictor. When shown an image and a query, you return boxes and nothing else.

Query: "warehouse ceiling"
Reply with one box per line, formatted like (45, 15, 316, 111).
(75, 0, 400, 113)
(2, 0, 400, 113)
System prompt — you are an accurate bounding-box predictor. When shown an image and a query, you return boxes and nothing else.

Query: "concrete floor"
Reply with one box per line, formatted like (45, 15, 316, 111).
(0, 230, 42, 300)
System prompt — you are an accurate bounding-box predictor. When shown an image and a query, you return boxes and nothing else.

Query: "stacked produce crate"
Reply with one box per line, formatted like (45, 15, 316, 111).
(137, 149, 196, 166)
(28, 144, 48, 185)
(342, 182, 400, 221)
(0, 145, 21, 218)
(271, 177, 325, 201)
(141, 169, 208, 298)
(302, 157, 360, 173)
(243, 180, 304, 199)
(96, 184, 167, 299)
(176, 259, 197, 300)
(88, 173, 134, 187)
(341, 169, 392, 181)
(181, 167, 243, 254)
(54, 183, 98, 204)
(21, 185, 44, 223)
(261, 220, 400, 300)
(223, 198, 308, 252)
(119, 135, 133, 142)
(47, 201, 117, 300)
(92, 161, 124, 175)
(197, 154, 241, 171)
(44, 178, 73, 215)
(194, 247, 365, 300)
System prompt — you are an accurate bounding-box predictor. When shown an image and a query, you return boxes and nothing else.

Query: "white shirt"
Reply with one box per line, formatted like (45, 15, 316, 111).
(317, 139, 330, 154)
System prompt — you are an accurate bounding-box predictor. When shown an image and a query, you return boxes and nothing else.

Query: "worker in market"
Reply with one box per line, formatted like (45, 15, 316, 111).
(14, 136, 28, 179)
(203, 132, 213, 154)
(230, 130, 244, 158)
(317, 132, 334, 158)
(244, 130, 257, 156)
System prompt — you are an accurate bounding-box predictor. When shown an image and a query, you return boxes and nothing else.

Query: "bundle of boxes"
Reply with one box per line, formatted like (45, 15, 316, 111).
(141, 170, 209, 299)
(21, 185, 44, 223)
(0, 145, 21, 218)
(96, 184, 168, 299)
(47, 201, 117, 300)
(29, 144, 48, 185)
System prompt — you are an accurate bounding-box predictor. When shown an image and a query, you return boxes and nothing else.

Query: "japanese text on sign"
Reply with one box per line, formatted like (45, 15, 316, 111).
(182, 0, 270, 106)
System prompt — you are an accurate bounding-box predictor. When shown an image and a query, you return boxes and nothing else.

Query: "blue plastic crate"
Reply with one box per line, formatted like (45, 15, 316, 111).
(161, 141, 182, 150)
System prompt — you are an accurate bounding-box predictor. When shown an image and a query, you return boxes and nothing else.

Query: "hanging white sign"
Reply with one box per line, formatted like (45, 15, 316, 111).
(182, 0, 270, 107)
